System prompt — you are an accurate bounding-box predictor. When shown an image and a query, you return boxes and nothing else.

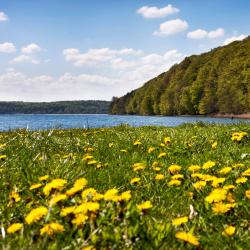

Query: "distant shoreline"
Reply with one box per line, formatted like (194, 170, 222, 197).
(209, 113, 250, 119)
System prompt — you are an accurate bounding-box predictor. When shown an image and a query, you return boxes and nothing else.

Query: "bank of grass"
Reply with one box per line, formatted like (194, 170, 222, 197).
(0, 123, 249, 249)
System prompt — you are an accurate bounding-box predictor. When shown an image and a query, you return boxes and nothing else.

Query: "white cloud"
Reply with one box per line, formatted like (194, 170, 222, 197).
(154, 19, 188, 37)
(0, 47, 184, 101)
(0, 42, 16, 53)
(208, 28, 224, 38)
(10, 55, 40, 64)
(21, 43, 41, 54)
(63, 47, 142, 67)
(187, 28, 224, 39)
(137, 4, 179, 19)
(223, 34, 247, 45)
(0, 11, 8, 22)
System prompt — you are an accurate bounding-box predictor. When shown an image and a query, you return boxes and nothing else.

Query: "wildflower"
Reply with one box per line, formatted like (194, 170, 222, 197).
(130, 177, 140, 185)
(133, 162, 146, 171)
(153, 167, 161, 171)
(188, 165, 201, 172)
(49, 194, 67, 206)
(72, 214, 88, 226)
(211, 141, 217, 149)
(87, 160, 98, 165)
(9, 191, 21, 202)
(43, 179, 67, 196)
(104, 188, 119, 202)
(39, 175, 49, 181)
(30, 183, 43, 190)
(202, 161, 216, 170)
(25, 206, 48, 224)
(223, 185, 236, 190)
(84, 146, 94, 152)
(222, 226, 236, 236)
(133, 140, 142, 145)
(137, 201, 152, 211)
(164, 137, 171, 144)
(7, 223, 23, 234)
(211, 177, 226, 187)
(83, 154, 93, 161)
(168, 165, 181, 174)
(231, 132, 247, 142)
(233, 163, 245, 168)
(193, 181, 206, 190)
(212, 202, 236, 214)
(175, 231, 199, 246)
(172, 216, 188, 226)
(226, 192, 235, 203)
(205, 188, 227, 203)
(171, 174, 184, 180)
(82, 246, 96, 250)
(236, 177, 248, 184)
(155, 174, 165, 180)
(245, 190, 250, 199)
(60, 206, 76, 217)
(0, 154, 7, 160)
(242, 168, 250, 177)
(218, 167, 232, 175)
(66, 178, 88, 196)
(168, 180, 181, 186)
(158, 152, 166, 158)
(118, 191, 131, 201)
(120, 149, 127, 153)
(40, 223, 65, 236)
(148, 147, 155, 153)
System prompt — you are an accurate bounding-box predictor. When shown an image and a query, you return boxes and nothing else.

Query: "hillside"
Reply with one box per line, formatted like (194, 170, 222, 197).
(110, 37, 250, 115)
(0, 100, 110, 114)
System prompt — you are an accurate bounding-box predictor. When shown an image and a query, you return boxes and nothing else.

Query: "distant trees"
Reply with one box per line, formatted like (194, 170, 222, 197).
(110, 36, 250, 115)
(0, 100, 110, 114)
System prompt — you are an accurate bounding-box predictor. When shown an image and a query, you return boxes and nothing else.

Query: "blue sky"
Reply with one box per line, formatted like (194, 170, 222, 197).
(0, 0, 249, 101)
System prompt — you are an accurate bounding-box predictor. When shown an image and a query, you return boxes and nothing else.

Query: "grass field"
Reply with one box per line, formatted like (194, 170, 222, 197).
(0, 123, 249, 249)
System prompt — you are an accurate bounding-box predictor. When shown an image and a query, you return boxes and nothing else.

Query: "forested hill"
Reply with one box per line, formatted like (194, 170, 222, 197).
(110, 36, 250, 115)
(0, 100, 110, 114)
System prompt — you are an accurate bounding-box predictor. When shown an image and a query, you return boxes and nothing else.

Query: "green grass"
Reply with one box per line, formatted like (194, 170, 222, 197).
(0, 123, 250, 249)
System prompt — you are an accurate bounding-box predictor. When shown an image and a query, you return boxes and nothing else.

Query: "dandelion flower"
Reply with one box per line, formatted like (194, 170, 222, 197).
(137, 201, 152, 211)
(39, 175, 49, 181)
(245, 190, 250, 199)
(9, 191, 21, 202)
(130, 177, 140, 185)
(202, 161, 216, 170)
(25, 206, 48, 224)
(40, 223, 65, 236)
(193, 181, 206, 190)
(212, 202, 236, 214)
(175, 231, 199, 246)
(222, 225, 236, 236)
(158, 152, 166, 158)
(172, 216, 188, 226)
(155, 174, 165, 180)
(104, 189, 119, 202)
(148, 147, 155, 153)
(7, 223, 23, 234)
(30, 183, 43, 190)
(43, 179, 67, 196)
(188, 165, 201, 172)
(118, 191, 131, 201)
(49, 194, 67, 206)
(72, 214, 88, 226)
(236, 177, 248, 184)
(168, 180, 181, 186)
(133, 140, 142, 145)
(205, 188, 227, 203)
(168, 165, 181, 174)
(60, 206, 76, 217)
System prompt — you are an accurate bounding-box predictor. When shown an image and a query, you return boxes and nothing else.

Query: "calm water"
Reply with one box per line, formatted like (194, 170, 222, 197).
(0, 114, 249, 131)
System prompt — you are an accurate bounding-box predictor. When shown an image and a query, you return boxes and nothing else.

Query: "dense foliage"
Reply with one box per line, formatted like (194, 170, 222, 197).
(110, 37, 250, 115)
(0, 124, 249, 249)
(0, 100, 110, 114)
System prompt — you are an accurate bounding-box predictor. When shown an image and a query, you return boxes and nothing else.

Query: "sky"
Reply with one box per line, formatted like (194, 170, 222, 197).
(0, 0, 249, 102)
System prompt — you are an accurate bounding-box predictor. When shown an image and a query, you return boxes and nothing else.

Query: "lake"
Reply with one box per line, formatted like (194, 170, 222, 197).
(0, 114, 249, 131)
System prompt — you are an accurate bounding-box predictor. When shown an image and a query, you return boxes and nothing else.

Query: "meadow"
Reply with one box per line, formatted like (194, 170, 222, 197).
(0, 123, 249, 249)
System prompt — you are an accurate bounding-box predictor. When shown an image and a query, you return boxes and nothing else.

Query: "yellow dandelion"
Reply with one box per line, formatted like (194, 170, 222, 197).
(202, 161, 216, 170)
(168, 165, 181, 174)
(211, 141, 217, 149)
(193, 181, 206, 190)
(25, 206, 48, 224)
(242, 169, 250, 177)
(236, 177, 248, 184)
(49, 194, 67, 206)
(133, 162, 146, 171)
(222, 225, 236, 236)
(147, 147, 155, 153)
(155, 174, 165, 180)
(7, 223, 23, 234)
(137, 201, 152, 211)
(120, 149, 127, 153)
(83, 154, 94, 161)
(9, 191, 21, 202)
(133, 140, 142, 145)
(66, 178, 88, 196)
(218, 167, 232, 175)
(30, 183, 43, 190)
(60, 206, 76, 217)
(212, 202, 236, 214)
(158, 152, 166, 158)
(118, 191, 131, 202)
(188, 165, 201, 172)
(211, 177, 226, 187)
(40, 222, 65, 236)
(72, 214, 88, 226)
(245, 190, 250, 199)
(223, 185, 236, 190)
(104, 188, 119, 202)
(130, 177, 140, 185)
(171, 174, 184, 180)
(164, 137, 171, 144)
(172, 216, 188, 226)
(87, 160, 98, 165)
(39, 175, 49, 181)
(231, 131, 247, 142)
(0, 154, 7, 160)
(82, 246, 96, 250)
(175, 231, 199, 246)
(43, 179, 67, 196)
(168, 179, 181, 186)
(205, 188, 227, 203)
